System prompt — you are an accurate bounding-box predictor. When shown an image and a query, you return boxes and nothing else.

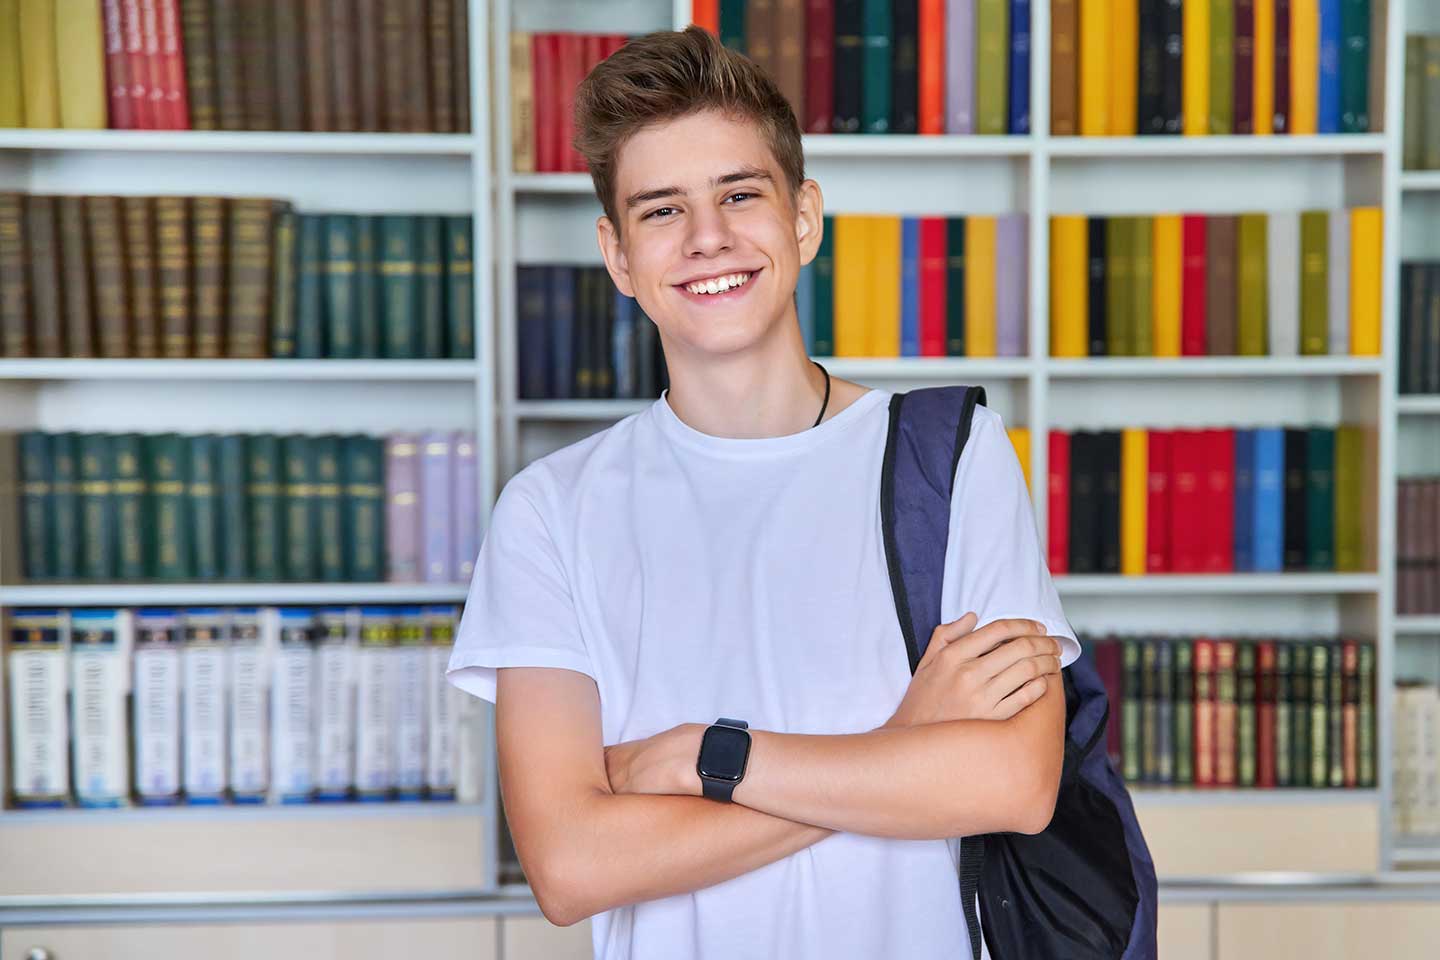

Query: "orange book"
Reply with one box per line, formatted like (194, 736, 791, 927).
(1349, 207, 1382, 355)
(1050, 215, 1089, 357)
(1079, 0, 1111, 135)
(691, 0, 719, 32)
(919, 0, 946, 133)
(867, 216, 903, 357)
(1008, 427, 1032, 493)
(1121, 428, 1148, 575)
(1254, 0, 1275, 135)
(1109, 0, 1138, 135)
(1194, 638, 1216, 786)
(1152, 214, 1183, 356)
(1183, 0, 1210, 134)
(1290, 0, 1319, 134)
(832, 215, 868, 356)
(1215, 640, 1237, 787)
(965, 216, 998, 356)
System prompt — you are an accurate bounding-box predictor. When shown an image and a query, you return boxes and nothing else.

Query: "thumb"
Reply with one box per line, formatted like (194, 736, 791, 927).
(917, 611, 978, 668)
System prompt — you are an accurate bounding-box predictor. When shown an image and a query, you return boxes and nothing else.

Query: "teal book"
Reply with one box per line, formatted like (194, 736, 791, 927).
(296, 215, 325, 359)
(78, 433, 115, 580)
(147, 433, 191, 581)
(860, 0, 892, 133)
(188, 434, 221, 581)
(245, 434, 284, 581)
(343, 435, 385, 581)
(444, 216, 474, 359)
(324, 214, 359, 359)
(813, 215, 835, 356)
(111, 433, 148, 581)
(313, 434, 345, 582)
(1339, 0, 1370, 133)
(18, 432, 52, 580)
(282, 434, 317, 581)
(49, 432, 79, 580)
(356, 215, 382, 358)
(217, 434, 248, 580)
(380, 215, 419, 358)
(418, 216, 445, 359)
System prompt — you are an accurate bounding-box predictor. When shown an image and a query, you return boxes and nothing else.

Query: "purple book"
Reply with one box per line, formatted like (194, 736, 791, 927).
(420, 431, 453, 583)
(995, 213, 1028, 356)
(451, 431, 478, 583)
(946, 0, 974, 133)
(385, 433, 421, 582)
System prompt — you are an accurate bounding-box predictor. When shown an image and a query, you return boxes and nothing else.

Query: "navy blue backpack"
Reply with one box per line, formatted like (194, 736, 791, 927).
(879, 385, 1158, 960)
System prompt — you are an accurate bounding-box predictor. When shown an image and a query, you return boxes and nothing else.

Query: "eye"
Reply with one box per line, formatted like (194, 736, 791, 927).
(643, 206, 678, 221)
(726, 192, 755, 204)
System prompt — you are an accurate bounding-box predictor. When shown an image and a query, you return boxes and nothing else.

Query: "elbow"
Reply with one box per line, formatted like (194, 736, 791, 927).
(528, 851, 590, 928)
(1011, 749, 1063, 836)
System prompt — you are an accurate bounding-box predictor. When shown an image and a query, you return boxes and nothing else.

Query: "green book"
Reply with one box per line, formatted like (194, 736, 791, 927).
(814, 215, 835, 356)
(719, 0, 746, 52)
(111, 433, 148, 581)
(1357, 643, 1375, 787)
(418, 216, 445, 359)
(946, 216, 966, 356)
(356, 215, 382, 358)
(1236, 642, 1256, 787)
(18, 433, 52, 580)
(1131, 218, 1154, 357)
(147, 433, 190, 580)
(1309, 643, 1328, 787)
(1299, 211, 1329, 354)
(1305, 428, 1335, 570)
(270, 206, 299, 358)
(343, 435, 385, 581)
(975, 0, 1009, 134)
(860, 0, 892, 133)
(1424, 38, 1440, 171)
(1122, 638, 1141, 782)
(313, 435, 345, 582)
(1274, 642, 1293, 786)
(1327, 641, 1344, 787)
(444, 216, 474, 359)
(188, 434, 221, 581)
(217, 434, 248, 580)
(1208, 0, 1234, 134)
(380, 215, 419, 358)
(49, 432, 79, 580)
(282, 434, 316, 581)
(1292, 640, 1311, 786)
(246, 434, 284, 581)
(1106, 217, 1133, 357)
(78, 433, 115, 580)
(1140, 638, 1157, 782)
(1173, 640, 1194, 785)
(1333, 425, 1363, 571)
(324, 214, 359, 359)
(296, 215, 326, 359)
(1338, 0, 1370, 133)
(1156, 639, 1173, 783)
(1404, 36, 1424, 169)
(1237, 213, 1269, 356)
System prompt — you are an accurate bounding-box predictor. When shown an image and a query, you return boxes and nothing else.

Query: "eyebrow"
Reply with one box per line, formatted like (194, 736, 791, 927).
(624, 166, 775, 210)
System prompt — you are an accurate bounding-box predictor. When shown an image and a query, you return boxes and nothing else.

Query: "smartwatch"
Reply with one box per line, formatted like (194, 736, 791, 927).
(697, 717, 751, 803)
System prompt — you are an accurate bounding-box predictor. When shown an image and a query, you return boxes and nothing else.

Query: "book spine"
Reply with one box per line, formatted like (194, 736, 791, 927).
(315, 609, 356, 798)
(103, 0, 135, 128)
(181, 611, 228, 800)
(1215, 639, 1237, 785)
(807, 0, 836, 133)
(343, 435, 385, 581)
(271, 610, 316, 801)
(1194, 638, 1215, 786)
(452, 431, 478, 582)
(24, 195, 62, 357)
(155, 195, 190, 358)
(190, 196, 225, 358)
(18, 432, 52, 579)
(1122, 638, 1141, 781)
(385, 434, 420, 581)
(187, 434, 220, 581)
(111, 432, 148, 580)
(209, 0, 243, 130)
(444, 216, 474, 359)
(8, 613, 71, 805)
(303, 0, 332, 131)
(79, 433, 115, 579)
(226, 198, 274, 359)
(324, 214, 359, 358)
(1357, 641, 1375, 786)
(1174, 639, 1194, 784)
(155, 0, 187, 128)
(227, 610, 271, 799)
(56, 197, 95, 357)
(271, 0, 305, 131)
(178, 0, 214, 129)
(133, 612, 182, 803)
(314, 435, 345, 582)
(1234, 0, 1256, 134)
(49, 433, 79, 579)
(425, 608, 458, 796)
(218, 434, 248, 579)
(356, 610, 396, 799)
(148, 432, 190, 580)
(269, 206, 298, 358)
(120, 196, 158, 357)
(0, 192, 28, 357)
(1237, 641, 1257, 786)
(246, 435, 284, 581)
(417, 215, 445, 358)
(1310, 643, 1328, 786)
(381, 215, 419, 358)
(355, 0, 382, 132)
(420, 431, 453, 582)
(282, 434, 317, 581)
(394, 609, 428, 797)
(330, 0, 359, 132)
(428, 0, 455, 132)
(70, 610, 131, 805)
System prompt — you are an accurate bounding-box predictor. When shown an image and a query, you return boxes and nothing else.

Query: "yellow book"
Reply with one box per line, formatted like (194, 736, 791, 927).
(0, 0, 22, 127)
(1008, 427, 1032, 493)
(1109, 0, 1138, 136)
(1079, 0, 1111, 135)
(17, 0, 58, 128)
(1183, 0, 1210, 134)
(1349, 207, 1382, 356)
(510, 32, 535, 173)
(832, 216, 868, 357)
(1290, 0, 1319, 134)
(1050, 216, 1089, 357)
(1253, 0, 1274, 134)
(868, 216, 902, 357)
(1152, 214, 1183, 356)
(55, 0, 106, 129)
(1121, 427, 1148, 576)
(965, 216, 998, 356)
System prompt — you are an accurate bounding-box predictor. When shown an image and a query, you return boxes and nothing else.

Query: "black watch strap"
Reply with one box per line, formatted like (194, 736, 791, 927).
(700, 718, 749, 803)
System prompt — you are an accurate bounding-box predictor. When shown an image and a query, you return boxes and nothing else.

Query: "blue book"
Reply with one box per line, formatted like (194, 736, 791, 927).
(516, 266, 550, 399)
(1317, 0, 1342, 133)
(1008, 0, 1031, 134)
(796, 260, 815, 355)
(612, 291, 637, 399)
(900, 217, 921, 356)
(549, 266, 576, 399)
(1233, 430, 1254, 572)
(1252, 428, 1286, 571)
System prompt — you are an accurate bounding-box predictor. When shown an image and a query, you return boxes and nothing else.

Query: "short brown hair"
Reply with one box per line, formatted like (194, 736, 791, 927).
(573, 25, 805, 237)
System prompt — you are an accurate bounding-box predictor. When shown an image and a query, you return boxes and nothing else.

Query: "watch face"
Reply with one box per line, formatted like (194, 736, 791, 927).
(698, 724, 750, 781)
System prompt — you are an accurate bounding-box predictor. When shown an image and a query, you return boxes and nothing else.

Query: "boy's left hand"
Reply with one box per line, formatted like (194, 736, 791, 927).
(605, 723, 707, 797)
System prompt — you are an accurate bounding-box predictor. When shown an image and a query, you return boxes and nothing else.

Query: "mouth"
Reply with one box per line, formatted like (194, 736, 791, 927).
(674, 268, 761, 304)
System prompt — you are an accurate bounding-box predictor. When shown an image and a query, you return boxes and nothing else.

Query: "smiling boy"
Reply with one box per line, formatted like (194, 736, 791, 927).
(446, 25, 1081, 960)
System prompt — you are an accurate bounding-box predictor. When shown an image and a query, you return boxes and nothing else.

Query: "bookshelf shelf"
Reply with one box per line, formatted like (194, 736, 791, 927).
(1044, 357, 1384, 378)
(0, 802, 485, 825)
(1395, 615, 1440, 635)
(1052, 573, 1382, 595)
(1045, 134, 1388, 158)
(0, 130, 477, 156)
(1393, 839, 1440, 866)
(801, 134, 1035, 158)
(0, 583, 470, 606)
(1400, 171, 1440, 192)
(1397, 395, 1440, 415)
(512, 399, 650, 421)
(1129, 788, 1382, 807)
(0, 360, 481, 382)
(510, 172, 597, 194)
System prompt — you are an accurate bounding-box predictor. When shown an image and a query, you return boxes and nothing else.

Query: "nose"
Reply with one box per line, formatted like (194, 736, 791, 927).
(682, 202, 735, 260)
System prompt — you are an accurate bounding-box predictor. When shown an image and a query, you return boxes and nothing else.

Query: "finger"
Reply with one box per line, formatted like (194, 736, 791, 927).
(985, 650, 1056, 700)
(991, 676, 1049, 720)
(957, 617, 1048, 656)
(919, 611, 978, 668)
(947, 627, 1051, 674)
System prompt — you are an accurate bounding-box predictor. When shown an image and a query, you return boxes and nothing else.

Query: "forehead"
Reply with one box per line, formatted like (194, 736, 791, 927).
(614, 109, 781, 198)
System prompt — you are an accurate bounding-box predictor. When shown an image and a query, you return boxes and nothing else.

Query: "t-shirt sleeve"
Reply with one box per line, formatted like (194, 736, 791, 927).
(946, 405, 1082, 668)
(446, 469, 597, 704)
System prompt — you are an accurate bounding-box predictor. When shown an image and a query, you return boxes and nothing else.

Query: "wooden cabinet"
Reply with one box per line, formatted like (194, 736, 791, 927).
(1216, 903, 1440, 959)
(1159, 904, 1213, 960)
(500, 915, 593, 959)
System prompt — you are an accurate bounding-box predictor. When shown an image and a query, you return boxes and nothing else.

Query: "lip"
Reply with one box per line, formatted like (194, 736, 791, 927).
(673, 267, 762, 305)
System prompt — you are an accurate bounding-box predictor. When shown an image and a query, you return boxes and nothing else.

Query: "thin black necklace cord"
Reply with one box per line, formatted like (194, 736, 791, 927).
(811, 359, 831, 428)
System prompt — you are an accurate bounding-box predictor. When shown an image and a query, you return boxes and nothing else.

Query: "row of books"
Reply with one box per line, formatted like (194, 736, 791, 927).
(0, 195, 475, 360)
(1402, 35, 1440, 170)
(1400, 262, 1440, 395)
(1046, 425, 1368, 575)
(517, 266, 669, 401)
(1086, 634, 1375, 789)
(1049, 209, 1384, 359)
(509, 32, 627, 174)
(12, 430, 479, 585)
(1396, 476, 1440, 616)
(1395, 680, 1440, 836)
(1053, 0, 1383, 137)
(0, 1, 471, 133)
(3, 606, 480, 809)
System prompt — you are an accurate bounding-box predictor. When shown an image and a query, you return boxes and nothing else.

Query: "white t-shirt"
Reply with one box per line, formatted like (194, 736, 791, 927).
(447, 385, 1081, 960)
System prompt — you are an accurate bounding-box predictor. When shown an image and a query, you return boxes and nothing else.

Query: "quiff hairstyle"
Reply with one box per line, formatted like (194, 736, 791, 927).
(573, 25, 806, 238)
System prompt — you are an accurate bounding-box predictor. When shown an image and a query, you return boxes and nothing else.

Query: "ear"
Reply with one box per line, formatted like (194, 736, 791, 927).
(794, 179, 824, 268)
(597, 215, 635, 298)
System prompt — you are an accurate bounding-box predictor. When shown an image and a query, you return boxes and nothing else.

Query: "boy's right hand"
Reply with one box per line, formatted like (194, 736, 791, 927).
(882, 613, 1064, 728)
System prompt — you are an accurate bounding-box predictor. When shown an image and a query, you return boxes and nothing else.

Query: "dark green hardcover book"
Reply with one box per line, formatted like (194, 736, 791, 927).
(1173, 639, 1194, 785)
(719, 0, 746, 51)
(246, 434, 284, 581)
(1357, 641, 1375, 787)
(1305, 427, 1335, 570)
(147, 434, 191, 580)
(187, 435, 221, 581)
(1309, 643, 1328, 787)
(1275, 641, 1293, 786)
(217, 434, 248, 580)
(49, 432, 78, 580)
(356, 215, 382, 357)
(860, 0, 892, 134)
(833, 0, 863, 132)
(1140, 638, 1157, 782)
(417, 216, 445, 358)
(313, 435, 345, 582)
(1156, 638, 1173, 783)
(111, 433, 148, 581)
(342, 435, 385, 581)
(270, 206, 299, 358)
(296, 215, 326, 359)
(323, 214, 359, 359)
(946, 217, 966, 356)
(1209, 0, 1234, 134)
(1106, 218, 1133, 356)
(1299, 211, 1329, 354)
(1237, 642, 1257, 787)
(1087, 217, 1107, 355)
(1122, 638, 1141, 782)
(1403, 36, 1424, 169)
(18, 433, 52, 580)
(1291, 640, 1310, 786)
(1338, 0, 1370, 133)
(380, 215, 419, 358)
(282, 434, 317, 581)
(1327, 640, 1344, 786)
(814, 215, 835, 356)
(78, 433, 115, 580)
(1132, 218, 1155, 357)
(444, 216, 474, 359)
(1237, 213, 1269, 356)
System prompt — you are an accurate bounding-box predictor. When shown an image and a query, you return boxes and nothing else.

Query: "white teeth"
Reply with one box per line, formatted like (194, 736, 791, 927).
(686, 272, 752, 296)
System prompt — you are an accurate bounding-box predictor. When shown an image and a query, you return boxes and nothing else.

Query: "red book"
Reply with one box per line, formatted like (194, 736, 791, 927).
(1193, 638, 1216, 786)
(1146, 429, 1172, 572)
(1169, 429, 1203, 573)
(1257, 640, 1276, 787)
(532, 33, 559, 172)
(156, 0, 188, 129)
(804, 0, 834, 133)
(557, 32, 587, 172)
(1181, 215, 1208, 356)
(918, 0, 945, 133)
(122, 0, 152, 129)
(603, 35, 628, 58)
(102, 0, 134, 129)
(1214, 639, 1237, 786)
(1095, 638, 1123, 769)
(692, 0, 719, 32)
(1203, 429, 1235, 573)
(919, 217, 947, 356)
(1047, 430, 1071, 574)
(140, 0, 166, 128)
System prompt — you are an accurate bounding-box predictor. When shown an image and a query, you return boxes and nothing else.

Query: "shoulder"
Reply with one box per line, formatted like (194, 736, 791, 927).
(495, 405, 654, 522)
